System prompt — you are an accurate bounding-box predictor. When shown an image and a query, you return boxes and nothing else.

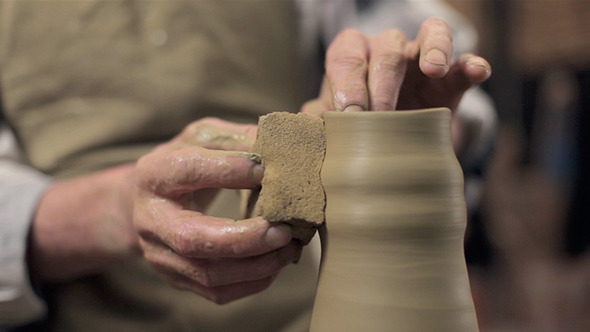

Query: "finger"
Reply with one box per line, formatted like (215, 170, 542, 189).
(367, 29, 408, 110)
(136, 147, 263, 196)
(136, 199, 293, 258)
(158, 268, 278, 304)
(454, 53, 492, 85)
(325, 29, 370, 112)
(301, 77, 333, 117)
(444, 54, 492, 93)
(169, 214, 293, 258)
(409, 17, 453, 78)
(176, 117, 258, 151)
(145, 240, 302, 287)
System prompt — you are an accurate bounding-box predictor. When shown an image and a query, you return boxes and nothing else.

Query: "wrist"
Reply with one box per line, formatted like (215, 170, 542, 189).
(29, 163, 140, 282)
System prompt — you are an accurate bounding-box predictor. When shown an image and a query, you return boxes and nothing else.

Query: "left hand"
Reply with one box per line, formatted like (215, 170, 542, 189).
(133, 118, 301, 304)
(302, 17, 491, 115)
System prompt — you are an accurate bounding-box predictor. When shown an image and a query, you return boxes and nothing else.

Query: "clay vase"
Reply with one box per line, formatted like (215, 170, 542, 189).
(310, 108, 479, 331)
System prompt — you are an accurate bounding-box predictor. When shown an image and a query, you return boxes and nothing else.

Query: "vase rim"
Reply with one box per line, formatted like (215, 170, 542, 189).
(323, 107, 450, 118)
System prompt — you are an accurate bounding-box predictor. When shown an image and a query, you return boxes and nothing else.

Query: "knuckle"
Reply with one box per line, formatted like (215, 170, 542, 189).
(165, 148, 209, 189)
(371, 29, 408, 72)
(135, 148, 174, 192)
(181, 119, 210, 139)
(424, 18, 452, 42)
(372, 52, 406, 73)
(134, 217, 157, 241)
(180, 117, 227, 144)
(182, 118, 255, 151)
(135, 154, 154, 184)
(328, 53, 367, 71)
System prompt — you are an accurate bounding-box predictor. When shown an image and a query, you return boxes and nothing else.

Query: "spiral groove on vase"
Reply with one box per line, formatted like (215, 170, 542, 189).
(310, 109, 479, 332)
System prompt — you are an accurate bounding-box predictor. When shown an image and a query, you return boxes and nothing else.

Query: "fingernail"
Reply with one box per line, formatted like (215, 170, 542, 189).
(467, 58, 490, 72)
(251, 164, 264, 184)
(343, 104, 364, 112)
(264, 224, 292, 249)
(425, 48, 447, 66)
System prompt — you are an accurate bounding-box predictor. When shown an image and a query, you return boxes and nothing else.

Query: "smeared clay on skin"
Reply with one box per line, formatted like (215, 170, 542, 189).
(186, 123, 256, 151)
(149, 150, 260, 198)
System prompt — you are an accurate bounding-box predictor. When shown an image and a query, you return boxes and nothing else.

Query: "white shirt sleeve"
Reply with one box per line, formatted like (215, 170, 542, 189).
(0, 124, 52, 327)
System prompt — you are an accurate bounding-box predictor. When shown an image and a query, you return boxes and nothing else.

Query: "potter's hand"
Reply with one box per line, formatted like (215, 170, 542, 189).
(302, 17, 491, 115)
(134, 118, 301, 304)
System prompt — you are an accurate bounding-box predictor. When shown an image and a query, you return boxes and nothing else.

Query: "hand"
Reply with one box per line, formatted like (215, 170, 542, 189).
(302, 17, 491, 115)
(133, 118, 301, 304)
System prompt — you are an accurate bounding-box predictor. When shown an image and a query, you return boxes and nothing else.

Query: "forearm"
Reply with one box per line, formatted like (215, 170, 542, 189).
(29, 163, 140, 283)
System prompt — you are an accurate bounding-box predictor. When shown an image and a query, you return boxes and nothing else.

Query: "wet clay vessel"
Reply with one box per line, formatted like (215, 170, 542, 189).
(310, 109, 479, 331)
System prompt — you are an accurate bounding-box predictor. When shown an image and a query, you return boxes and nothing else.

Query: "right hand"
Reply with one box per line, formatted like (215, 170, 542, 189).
(134, 118, 302, 304)
(302, 18, 491, 116)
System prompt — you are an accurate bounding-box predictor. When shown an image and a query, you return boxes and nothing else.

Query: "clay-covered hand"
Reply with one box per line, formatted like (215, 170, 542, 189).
(134, 118, 301, 304)
(302, 17, 491, 115)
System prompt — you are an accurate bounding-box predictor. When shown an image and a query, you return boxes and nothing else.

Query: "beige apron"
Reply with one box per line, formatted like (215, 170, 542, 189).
(0, 1, 318, 330)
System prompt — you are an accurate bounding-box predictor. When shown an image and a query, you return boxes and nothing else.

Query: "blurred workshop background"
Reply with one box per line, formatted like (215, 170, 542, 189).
(445, 1, 590, 331)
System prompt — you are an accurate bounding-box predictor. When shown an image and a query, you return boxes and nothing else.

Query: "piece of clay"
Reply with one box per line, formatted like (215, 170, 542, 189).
(249, 112, 326, 244)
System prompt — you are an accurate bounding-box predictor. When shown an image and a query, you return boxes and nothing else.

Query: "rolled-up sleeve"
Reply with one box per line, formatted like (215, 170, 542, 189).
(0, 126, 52, 327)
